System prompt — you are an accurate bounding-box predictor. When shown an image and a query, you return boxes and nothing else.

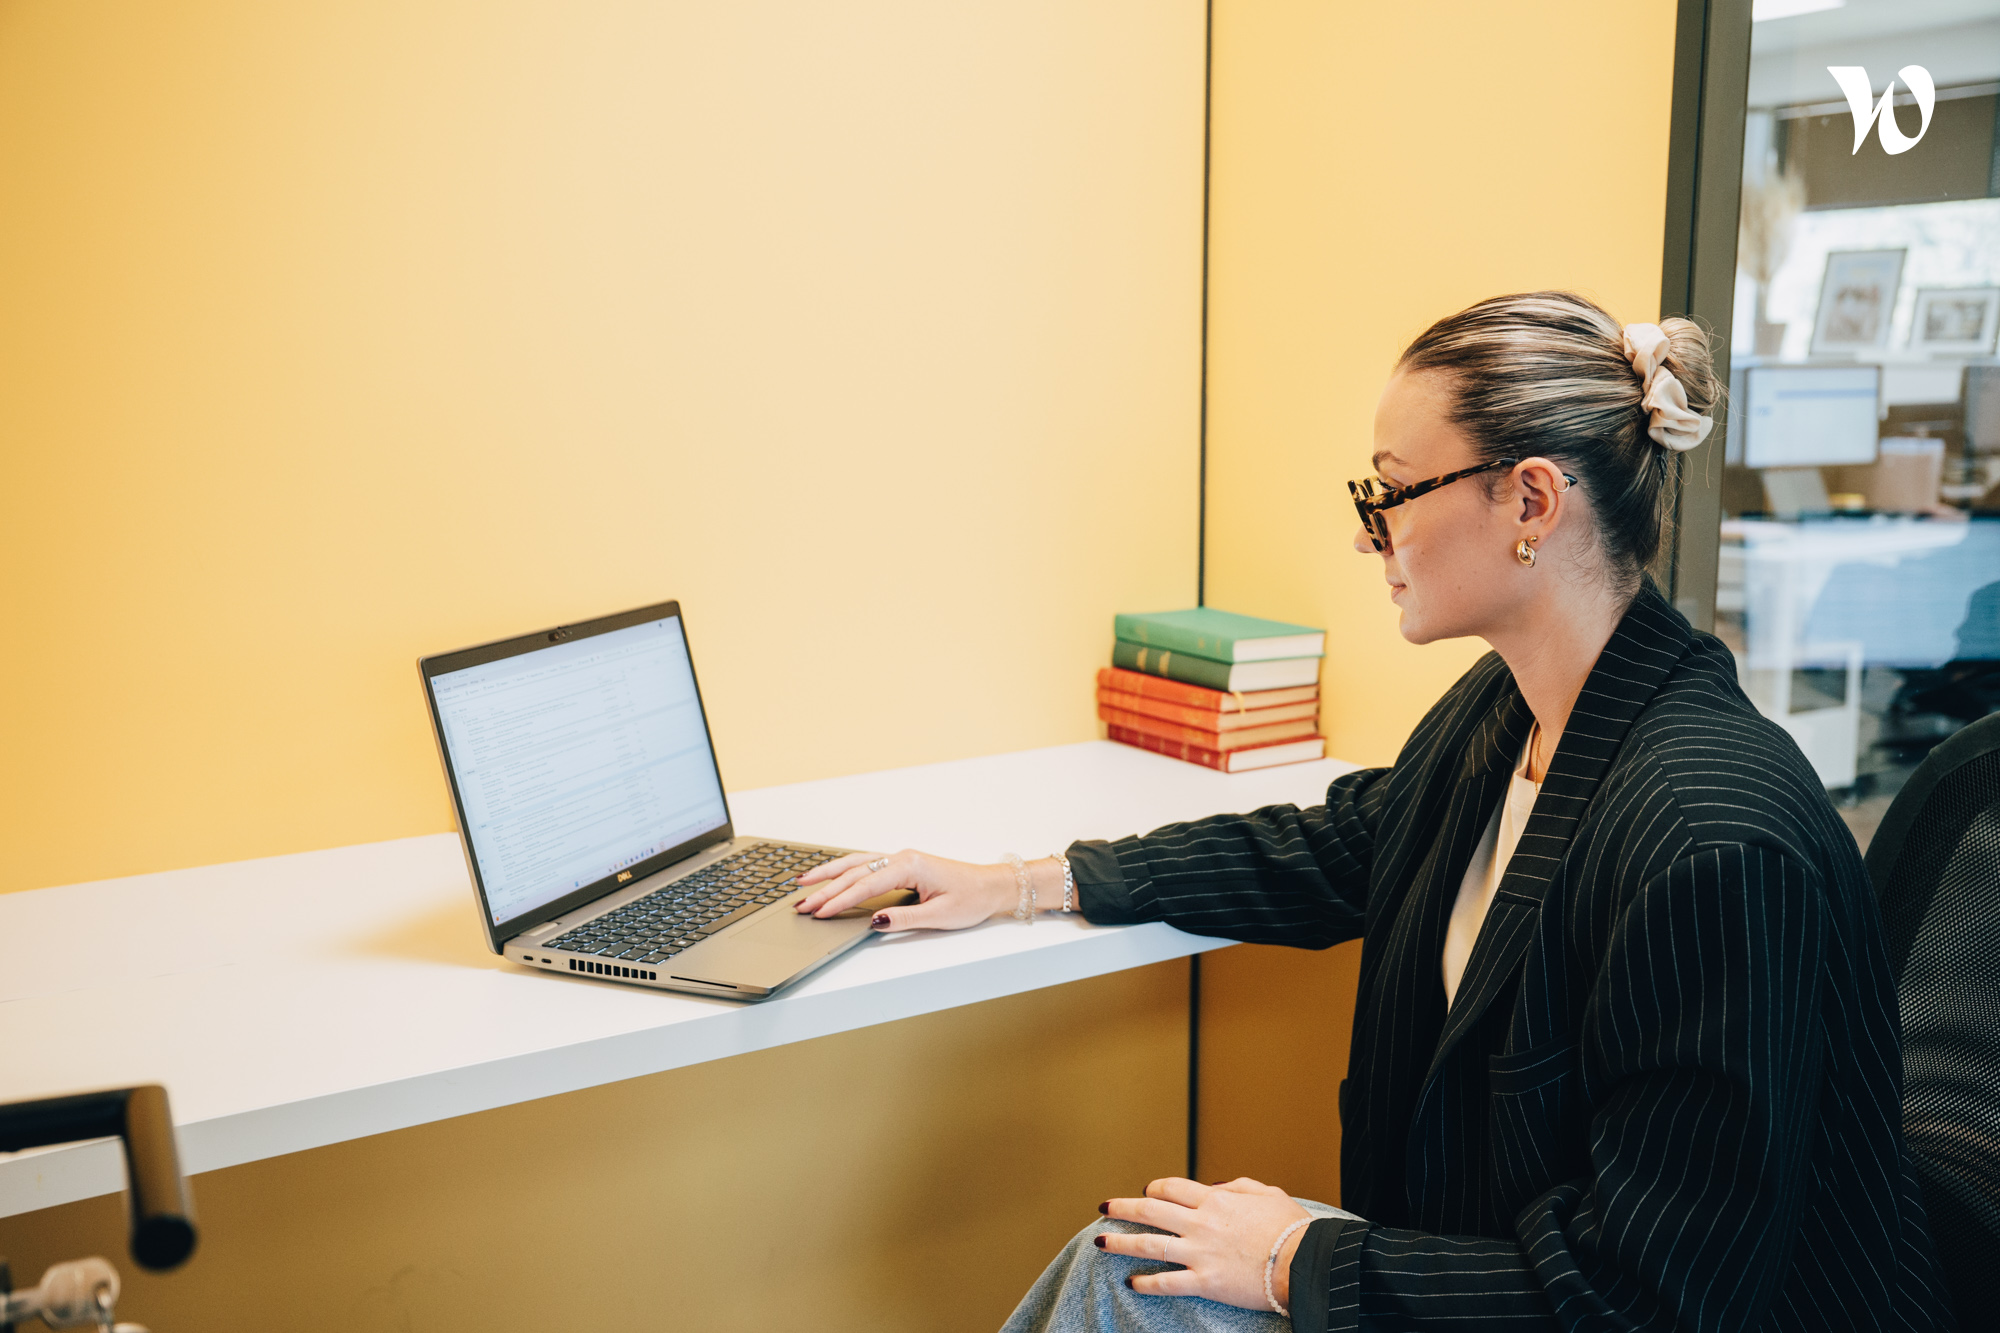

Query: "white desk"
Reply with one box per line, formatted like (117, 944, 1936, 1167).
(0, 740, 1354, 1219)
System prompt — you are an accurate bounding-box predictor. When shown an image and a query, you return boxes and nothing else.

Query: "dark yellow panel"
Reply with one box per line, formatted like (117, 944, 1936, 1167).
(1196, 942, 1361, 1208)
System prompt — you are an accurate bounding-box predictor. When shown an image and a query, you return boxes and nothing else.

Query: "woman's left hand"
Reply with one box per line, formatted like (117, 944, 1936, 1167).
(1098, 1176, 1311, 1311)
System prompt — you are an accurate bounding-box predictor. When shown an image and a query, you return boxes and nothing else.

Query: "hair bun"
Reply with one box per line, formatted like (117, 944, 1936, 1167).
(1620, 323, 1713, 452)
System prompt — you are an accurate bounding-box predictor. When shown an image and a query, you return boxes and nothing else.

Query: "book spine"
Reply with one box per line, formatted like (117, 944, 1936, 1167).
(1097, 666, 1233, 710)
(1098, 704, 1316, 751)
(1099, 704, 1219, 748)
(1096, 667, 1319, 713)
(1106, 723, 1227, 771)
(1097, 692, 1317, 735)
(1097, 690, 1231, 731)
(1109, 639, 1234, 691)
(1113, 614, 1241, 663)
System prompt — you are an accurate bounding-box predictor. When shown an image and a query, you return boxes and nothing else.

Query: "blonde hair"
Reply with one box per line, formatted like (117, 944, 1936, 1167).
(1397, 291, 1720, 590)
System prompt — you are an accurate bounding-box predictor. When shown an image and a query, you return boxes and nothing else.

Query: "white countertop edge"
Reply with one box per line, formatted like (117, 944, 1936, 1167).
(0, 920, 1233, 1218)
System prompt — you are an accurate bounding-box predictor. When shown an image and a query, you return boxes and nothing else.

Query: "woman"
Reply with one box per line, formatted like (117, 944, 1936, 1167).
(795, 292, 1956, 1331)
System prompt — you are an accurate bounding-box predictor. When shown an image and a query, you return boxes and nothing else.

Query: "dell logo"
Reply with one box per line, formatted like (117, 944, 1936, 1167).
(548, 628, 572, 643)
(1827, 65, 1935, 156)
(617, 870, 632, 882)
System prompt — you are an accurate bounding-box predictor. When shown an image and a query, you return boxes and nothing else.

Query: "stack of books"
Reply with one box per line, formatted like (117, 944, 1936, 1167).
(1100, 608, 1327, 772)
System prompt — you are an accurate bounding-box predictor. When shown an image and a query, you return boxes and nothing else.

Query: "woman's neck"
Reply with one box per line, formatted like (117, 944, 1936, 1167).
(1486, 579, 1633, 781)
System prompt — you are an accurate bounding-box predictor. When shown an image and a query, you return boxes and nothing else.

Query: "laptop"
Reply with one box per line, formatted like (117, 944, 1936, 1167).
(418, 600, 910, 1000)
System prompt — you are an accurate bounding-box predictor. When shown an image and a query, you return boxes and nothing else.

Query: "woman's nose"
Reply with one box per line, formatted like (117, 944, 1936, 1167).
(1353, 524, 1380, 555)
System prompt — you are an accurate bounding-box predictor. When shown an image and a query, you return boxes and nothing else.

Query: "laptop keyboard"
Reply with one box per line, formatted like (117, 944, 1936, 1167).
(545, 842, 840, 967)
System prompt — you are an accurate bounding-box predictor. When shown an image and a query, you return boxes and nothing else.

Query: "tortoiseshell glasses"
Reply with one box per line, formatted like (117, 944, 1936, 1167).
(1348, 458, 1576, 553)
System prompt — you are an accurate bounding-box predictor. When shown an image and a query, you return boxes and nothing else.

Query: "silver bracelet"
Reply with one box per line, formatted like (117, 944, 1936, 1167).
(1003, 852, 1034, 924)
(1052, 850, 1075, 913)
(1264, 1217, 1312, 1318)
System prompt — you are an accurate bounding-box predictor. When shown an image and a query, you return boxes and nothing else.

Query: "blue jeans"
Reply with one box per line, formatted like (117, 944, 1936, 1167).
(999, 1200, 1357, 1332)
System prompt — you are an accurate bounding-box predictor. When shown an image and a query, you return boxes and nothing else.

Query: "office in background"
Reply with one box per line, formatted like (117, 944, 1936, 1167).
(1714, 0, 2000, 843)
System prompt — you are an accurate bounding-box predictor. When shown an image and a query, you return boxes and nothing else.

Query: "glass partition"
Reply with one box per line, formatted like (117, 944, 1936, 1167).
(1720, 0, 2000, 847)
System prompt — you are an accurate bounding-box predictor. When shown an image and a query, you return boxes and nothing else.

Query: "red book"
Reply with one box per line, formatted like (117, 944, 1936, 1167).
(1097, 667, 1317, 713)
(1108, 724, 1327, 773)
(1096, 688, 1317, 733)
(1098, 703, 1319, 751)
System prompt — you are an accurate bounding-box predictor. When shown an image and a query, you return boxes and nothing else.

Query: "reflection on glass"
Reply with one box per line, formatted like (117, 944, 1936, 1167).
(1721, 0, 2000, 848)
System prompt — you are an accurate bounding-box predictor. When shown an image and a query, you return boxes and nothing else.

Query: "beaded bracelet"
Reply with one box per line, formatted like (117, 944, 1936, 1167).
(1264, 1217, 1312, 1318)
(1051, 850, 1075, 913)
(1003, 852, 1035, 924)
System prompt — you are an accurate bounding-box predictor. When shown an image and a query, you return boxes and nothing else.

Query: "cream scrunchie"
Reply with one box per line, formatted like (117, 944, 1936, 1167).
(1621, 323, 1713, 453)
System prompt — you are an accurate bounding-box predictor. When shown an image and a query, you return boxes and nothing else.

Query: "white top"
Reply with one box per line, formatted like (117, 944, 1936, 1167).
(0, 740, 1354, 1219)
(1441, 732, 1541, 1008)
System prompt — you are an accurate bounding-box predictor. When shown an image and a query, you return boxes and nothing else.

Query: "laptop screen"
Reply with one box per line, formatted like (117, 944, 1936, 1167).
(428, 614, 730, 926)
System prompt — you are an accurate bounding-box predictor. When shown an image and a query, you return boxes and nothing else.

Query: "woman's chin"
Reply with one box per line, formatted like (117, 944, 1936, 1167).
(1395, 604, 1451, 646)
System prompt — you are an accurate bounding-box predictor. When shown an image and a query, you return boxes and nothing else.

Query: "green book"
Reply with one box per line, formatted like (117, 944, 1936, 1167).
(1113, 607, 1325, 664)
(1111, 639, 1323, 692)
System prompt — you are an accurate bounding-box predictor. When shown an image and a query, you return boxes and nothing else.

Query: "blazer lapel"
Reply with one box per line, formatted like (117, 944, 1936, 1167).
(1418, 586, 1694, 1087)
(1396, 689, 1537, 990)
(1341, 674, 1534, 1223)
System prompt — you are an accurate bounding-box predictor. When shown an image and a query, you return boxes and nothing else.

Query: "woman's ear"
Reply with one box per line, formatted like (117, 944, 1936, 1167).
(1512, 457, 1570, 536)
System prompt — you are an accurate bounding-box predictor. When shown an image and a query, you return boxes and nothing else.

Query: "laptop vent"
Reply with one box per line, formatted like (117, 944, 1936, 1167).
(568, 959, 656, 982)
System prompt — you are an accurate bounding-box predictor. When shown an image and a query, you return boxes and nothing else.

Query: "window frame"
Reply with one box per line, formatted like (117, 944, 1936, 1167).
(1659, 0, 1754, 632)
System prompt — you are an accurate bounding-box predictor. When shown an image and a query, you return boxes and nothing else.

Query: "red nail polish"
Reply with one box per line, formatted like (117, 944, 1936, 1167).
(1093, 1235, 1106, 1249)
(871, 913, 890, 928)
(1098, 1201, 1109, 1215)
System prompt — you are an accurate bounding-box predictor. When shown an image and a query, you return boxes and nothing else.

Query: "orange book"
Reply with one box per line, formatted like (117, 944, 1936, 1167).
(1097, 666, 1317, 713)
(1096, 688, 1317, 733)
(1098, 703, 1319, 751)
(1108, 724, 1327, 773)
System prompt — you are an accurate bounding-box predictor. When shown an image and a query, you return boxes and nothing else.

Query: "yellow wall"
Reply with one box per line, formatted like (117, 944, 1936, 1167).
(0, 964, 1188, 1333)
(0, 0, 1205, 895)
(1193, 0, 1681, 1202)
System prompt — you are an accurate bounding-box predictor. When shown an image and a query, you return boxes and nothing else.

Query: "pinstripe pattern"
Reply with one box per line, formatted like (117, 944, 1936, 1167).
(1070, 587, 1955, 1331)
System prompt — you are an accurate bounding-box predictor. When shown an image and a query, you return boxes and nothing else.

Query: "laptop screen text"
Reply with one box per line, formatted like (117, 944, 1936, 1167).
(430, 616, 729, 925)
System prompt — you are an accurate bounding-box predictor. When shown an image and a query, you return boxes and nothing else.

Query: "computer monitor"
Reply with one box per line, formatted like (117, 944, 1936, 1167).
(1966, 364, 2000, 455)
(1741, 365, 1881, 469)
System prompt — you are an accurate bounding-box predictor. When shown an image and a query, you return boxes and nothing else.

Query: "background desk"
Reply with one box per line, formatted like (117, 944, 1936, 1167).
(0, 741, 1355, 1332)
(1717, 516, 1999, 787)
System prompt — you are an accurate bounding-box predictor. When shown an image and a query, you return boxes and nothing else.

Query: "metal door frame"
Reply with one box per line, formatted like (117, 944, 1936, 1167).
(1659, 0, 1754, 631)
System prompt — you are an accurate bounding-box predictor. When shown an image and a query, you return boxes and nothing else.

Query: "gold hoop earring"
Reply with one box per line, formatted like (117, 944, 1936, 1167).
(1516, 538, 1537, 568)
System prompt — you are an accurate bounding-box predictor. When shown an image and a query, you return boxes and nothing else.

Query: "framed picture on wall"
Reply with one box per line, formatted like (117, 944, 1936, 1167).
(1809, 249, 1905, 355)
(1909, 286, 2000, 355)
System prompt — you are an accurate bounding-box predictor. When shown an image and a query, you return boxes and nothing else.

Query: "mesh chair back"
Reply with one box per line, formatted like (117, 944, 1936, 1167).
(1868, 711, 2000, 1328)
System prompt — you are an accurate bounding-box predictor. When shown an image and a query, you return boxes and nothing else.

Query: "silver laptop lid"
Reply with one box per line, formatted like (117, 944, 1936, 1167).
(418, 601, 734, 951)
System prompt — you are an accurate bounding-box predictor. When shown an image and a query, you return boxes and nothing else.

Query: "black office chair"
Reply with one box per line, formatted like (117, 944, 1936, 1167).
(1867, 711, 2000, 1329)
(0, 1085, 196, 1331)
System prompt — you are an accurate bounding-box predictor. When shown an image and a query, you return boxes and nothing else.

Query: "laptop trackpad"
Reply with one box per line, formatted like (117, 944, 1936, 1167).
(672, 890, 913, 990)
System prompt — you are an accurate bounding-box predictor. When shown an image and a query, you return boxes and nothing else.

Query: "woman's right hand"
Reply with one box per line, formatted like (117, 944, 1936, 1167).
(793, 849, 1017, 933)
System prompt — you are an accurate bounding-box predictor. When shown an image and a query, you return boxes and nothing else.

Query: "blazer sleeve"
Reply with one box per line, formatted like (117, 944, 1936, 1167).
(1298, 843, 1831, 1331)
(1067, 763, 1392, 949)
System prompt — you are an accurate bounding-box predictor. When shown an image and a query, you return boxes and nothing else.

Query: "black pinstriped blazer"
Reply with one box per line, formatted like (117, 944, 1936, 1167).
(1070, 586, 1956, 1331)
